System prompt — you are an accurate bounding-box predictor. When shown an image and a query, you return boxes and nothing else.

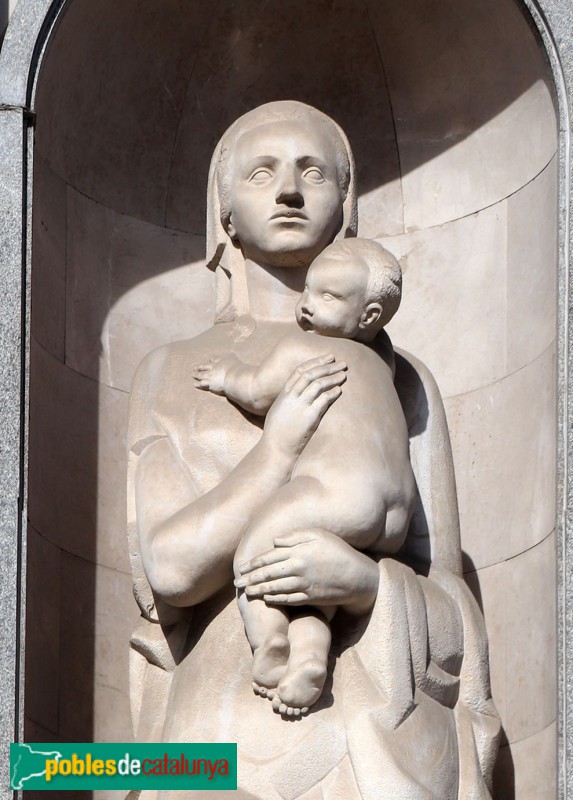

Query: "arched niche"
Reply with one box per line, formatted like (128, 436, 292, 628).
(4, 0, 561, 796)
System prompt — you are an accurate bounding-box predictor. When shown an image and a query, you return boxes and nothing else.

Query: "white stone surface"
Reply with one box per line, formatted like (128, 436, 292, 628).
(466, 532, 556, 745)
(357, 178, 404, 239)
(506, 156, 558, 373)
(384, 157, 557, 403)
(65, 188, 213, 391)
(28, 337, 132, 572)
(446, 345, 556, 570)
(367, 0, 558, 229)
(494, 723, 556, 799)
(399, 82, 556, 230)
(58, 548, 136, 742)
(383, 203, 508, 398)
(93, 564, 138, 743)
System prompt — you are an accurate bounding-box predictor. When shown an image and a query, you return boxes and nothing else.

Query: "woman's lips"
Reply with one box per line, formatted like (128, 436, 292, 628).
(270, 210, 308, 221)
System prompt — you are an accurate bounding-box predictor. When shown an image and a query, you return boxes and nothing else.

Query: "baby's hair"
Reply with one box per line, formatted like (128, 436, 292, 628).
(322, 238, 402, 327)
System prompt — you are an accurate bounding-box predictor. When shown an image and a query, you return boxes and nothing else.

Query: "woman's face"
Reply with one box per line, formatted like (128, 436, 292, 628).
(225, 119, 345, 269)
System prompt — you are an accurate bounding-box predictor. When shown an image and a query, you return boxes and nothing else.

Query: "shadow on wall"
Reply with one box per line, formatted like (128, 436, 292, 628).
(33, 0, 555, 243)
(0, 0, 9, 44)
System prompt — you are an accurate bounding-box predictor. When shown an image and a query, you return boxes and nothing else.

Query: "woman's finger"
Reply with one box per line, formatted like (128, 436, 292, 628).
(236, 561, 297, 587)
(289, 361, 347, 398)
(283, 354, 335, 393)
(311, 385, 344, 414)
(236, 549, 291, 578)
(272, 532, 317, 547)
(300, 370, 347, 403)
(285, 356, 347, 395)
(264, 592, 310, 606)
(244, 576, 303, 597)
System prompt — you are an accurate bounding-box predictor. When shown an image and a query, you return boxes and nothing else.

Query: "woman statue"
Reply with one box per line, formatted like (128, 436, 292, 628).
(127, 101, 500, 800)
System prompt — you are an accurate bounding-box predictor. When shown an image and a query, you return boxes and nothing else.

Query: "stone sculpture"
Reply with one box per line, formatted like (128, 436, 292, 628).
(127, 101, 500, 799)
(192, 237, 415, 716)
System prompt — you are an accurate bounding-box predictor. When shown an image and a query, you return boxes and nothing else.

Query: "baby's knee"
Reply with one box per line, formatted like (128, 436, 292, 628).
(234, 525, 274, 577)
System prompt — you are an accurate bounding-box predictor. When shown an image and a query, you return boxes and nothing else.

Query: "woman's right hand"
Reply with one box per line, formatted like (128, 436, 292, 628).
(262, 354, 347, 459)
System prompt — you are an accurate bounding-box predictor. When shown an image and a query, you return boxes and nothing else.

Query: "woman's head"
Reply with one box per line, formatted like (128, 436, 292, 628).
(206, 102, 357, 320)
(216, 103, 353, 231)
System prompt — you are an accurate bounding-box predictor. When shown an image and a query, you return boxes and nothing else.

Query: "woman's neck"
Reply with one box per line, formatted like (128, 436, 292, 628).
(244, 259, 306, 322)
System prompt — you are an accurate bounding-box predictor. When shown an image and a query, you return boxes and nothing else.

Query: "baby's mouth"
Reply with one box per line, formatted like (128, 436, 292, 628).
(298, 316, 314, 331)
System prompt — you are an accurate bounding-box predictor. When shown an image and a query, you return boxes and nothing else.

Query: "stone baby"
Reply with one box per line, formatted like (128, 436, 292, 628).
(193, 238, 416, 715)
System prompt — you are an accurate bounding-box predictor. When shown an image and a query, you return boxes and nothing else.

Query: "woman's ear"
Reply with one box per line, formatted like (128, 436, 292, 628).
(360, 302, 383, 329)
(226, 216, 237, 240)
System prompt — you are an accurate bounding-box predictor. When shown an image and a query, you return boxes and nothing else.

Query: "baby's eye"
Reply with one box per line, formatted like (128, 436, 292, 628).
(321, 293, 334, 302)
(249, 168, 273, 183)
(303, 167, 325, 184)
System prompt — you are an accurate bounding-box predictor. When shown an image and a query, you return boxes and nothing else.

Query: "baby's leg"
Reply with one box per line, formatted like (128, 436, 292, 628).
(234, 476, 345, 708)
(272, 607, 334, 716)
(234, 524, 291, 698)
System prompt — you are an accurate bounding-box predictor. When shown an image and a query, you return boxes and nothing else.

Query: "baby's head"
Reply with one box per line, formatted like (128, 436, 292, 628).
(295, 238, 402, 342)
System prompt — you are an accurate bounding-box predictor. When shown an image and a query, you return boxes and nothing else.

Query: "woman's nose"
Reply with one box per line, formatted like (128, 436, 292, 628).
(275, 166, 303, 207)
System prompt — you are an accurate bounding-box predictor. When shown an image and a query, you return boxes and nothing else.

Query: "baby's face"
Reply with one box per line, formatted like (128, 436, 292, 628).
(295, 251, 368, 338)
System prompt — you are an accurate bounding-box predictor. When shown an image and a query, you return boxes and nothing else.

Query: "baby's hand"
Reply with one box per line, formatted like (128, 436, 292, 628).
(192, 354, 238, 394)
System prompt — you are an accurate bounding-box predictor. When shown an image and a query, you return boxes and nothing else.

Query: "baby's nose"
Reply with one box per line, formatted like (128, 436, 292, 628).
(301, 299, 313, 315)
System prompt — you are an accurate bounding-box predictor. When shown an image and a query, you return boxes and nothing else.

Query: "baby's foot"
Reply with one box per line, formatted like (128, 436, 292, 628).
(274, 657, 327, 715)
(271, 694, 308, 717)
(252, 633, 290, 698)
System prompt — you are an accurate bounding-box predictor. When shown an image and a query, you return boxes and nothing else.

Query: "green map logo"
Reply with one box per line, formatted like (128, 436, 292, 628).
(10, 743, 237, 791)
(11, 744, 64, 790)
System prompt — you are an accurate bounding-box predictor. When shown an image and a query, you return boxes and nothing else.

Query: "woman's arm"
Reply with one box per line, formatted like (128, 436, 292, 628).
(135, 356, 347, 608)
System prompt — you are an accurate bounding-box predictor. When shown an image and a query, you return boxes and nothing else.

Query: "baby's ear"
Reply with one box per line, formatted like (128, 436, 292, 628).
(360, 302, 383, 329)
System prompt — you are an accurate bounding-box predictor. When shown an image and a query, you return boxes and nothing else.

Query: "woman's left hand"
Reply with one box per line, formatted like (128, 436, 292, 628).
(234, 529, 380, 615)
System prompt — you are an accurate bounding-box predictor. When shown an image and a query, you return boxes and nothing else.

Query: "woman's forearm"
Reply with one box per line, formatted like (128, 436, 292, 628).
(137, 433, 297, 608)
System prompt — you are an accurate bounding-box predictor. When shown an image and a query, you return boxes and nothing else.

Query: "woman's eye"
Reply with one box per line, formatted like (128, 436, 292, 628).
(303, 168, 325, 184)
(249, 169, 272, 183)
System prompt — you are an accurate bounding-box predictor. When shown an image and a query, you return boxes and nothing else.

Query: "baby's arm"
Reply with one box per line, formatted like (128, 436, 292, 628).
(192, 344, 302, 415)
